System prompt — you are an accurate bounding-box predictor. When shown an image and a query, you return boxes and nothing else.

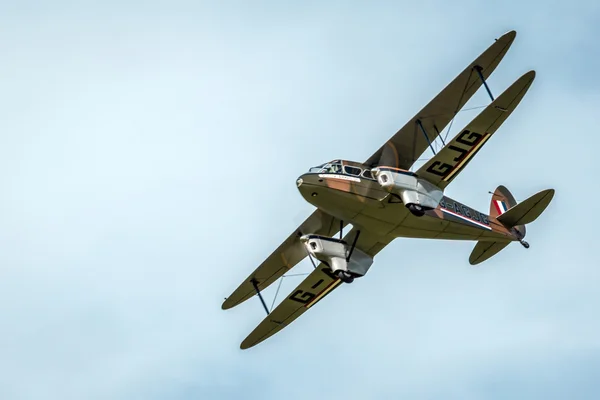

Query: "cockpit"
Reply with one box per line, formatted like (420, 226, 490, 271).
(308, 159, 374, 180)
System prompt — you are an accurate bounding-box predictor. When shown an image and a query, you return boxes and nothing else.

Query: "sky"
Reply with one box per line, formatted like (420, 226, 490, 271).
(0, 1, 598, 399)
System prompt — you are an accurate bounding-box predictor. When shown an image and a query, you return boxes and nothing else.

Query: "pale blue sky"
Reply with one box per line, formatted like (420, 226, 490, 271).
(0, 1, 598, 399)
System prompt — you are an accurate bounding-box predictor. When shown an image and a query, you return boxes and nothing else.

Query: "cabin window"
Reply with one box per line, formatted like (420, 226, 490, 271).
(344, 166, 362, 176)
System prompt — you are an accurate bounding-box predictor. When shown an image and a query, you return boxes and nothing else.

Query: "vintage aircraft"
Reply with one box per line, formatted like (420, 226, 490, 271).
(222, 30, 554, 349)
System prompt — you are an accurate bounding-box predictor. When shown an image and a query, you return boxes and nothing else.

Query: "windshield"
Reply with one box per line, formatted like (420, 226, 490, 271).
(308, 163, 326, 173)
(309, 162, 342, 174)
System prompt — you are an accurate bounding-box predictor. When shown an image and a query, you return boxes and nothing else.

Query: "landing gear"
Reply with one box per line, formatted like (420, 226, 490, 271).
(335, 270, 354, 284)
(407, 203, 425, 217)
(520, 240, 530, 249)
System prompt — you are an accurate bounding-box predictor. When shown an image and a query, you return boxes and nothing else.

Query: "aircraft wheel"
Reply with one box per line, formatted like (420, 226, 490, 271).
(336, 270, 354, 284)
(407, 203, 425, 217)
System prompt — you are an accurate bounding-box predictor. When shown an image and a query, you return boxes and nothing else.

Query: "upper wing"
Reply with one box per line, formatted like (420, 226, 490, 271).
(416, 70, 535, 189)
(240, 227, 391, 349)
(364, 30, 516, 170)
(222, 210, 346, 310)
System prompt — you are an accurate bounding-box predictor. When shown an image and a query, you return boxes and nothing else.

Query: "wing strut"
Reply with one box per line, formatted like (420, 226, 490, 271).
(249, 220, 351, 318)
(474, 65, 495, 101)
(444, 67, 498, 143)
(251, 278, 270, 316)
(433, 125, 446, 147)
(416, 119, 437, 156)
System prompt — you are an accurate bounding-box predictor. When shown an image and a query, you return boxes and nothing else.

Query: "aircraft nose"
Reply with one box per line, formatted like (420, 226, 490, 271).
(296, 173, 318, 202)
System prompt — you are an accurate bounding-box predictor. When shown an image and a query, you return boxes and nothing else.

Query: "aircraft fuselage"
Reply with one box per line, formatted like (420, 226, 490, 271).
(296, 160, 518, 243)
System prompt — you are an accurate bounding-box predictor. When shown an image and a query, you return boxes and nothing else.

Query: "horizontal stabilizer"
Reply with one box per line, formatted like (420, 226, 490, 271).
(469, 240, 510, 265)
(497, 189, 555, 227)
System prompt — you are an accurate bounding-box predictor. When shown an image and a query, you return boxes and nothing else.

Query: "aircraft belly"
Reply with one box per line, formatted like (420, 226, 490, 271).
(476, 230, 513, 242)
(359, 201, 504, 241)
(392, 213, 477, 240)
(299, 184, 364, 222)
(297, 174, 389, 225)
(434, 223, 484, 240)
(298, 175, 513, 242)
(351, 213, 397, 236)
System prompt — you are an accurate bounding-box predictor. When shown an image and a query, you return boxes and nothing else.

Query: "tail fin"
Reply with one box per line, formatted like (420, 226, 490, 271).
(490, 185, 525, 237)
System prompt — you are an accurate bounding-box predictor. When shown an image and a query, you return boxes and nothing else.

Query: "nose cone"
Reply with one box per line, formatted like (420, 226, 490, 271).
(296, 172, 371, 223)
(296, 173, 324, 204)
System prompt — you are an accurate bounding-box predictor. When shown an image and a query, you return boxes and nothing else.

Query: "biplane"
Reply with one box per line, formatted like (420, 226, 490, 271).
(222, 30, 554, 349)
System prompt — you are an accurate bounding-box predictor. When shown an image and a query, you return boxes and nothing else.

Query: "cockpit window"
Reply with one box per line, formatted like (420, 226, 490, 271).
(344, 166, 361, 176)
(308, 161, 357, 175)
(326, 164, 343, 174)
(362, 169, 374, 180)
(308, 164, 326, 173)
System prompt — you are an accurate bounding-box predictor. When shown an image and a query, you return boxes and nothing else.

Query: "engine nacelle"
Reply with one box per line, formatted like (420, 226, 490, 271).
(300, 234, 373, 278)
(371, 167, 443, 210)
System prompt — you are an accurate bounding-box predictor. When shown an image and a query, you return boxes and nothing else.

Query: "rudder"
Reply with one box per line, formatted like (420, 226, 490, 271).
(490, 185, 525, 238)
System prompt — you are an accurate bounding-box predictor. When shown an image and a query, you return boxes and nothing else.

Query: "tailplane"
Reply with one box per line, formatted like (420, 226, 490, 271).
(469, 186, 555, 265)
(496, 188, 555, 228)
(469, 241, 510, 265)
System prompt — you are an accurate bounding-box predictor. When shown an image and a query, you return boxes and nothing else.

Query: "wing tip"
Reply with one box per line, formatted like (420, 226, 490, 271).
(222, 296, 239, 310)
(513, 70, 536, 89)
(222, 280, 256, 310)
(499, 30, 517, 42)
(542, 188, 556, 204)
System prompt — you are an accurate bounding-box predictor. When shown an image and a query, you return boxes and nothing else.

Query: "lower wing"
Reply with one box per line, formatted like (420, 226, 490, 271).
(222, 209, 345, 310)
(241, 227, 390, 349)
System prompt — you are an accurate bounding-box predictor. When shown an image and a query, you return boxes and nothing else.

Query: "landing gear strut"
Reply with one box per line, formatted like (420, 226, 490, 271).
(407, 203, 425, 217)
